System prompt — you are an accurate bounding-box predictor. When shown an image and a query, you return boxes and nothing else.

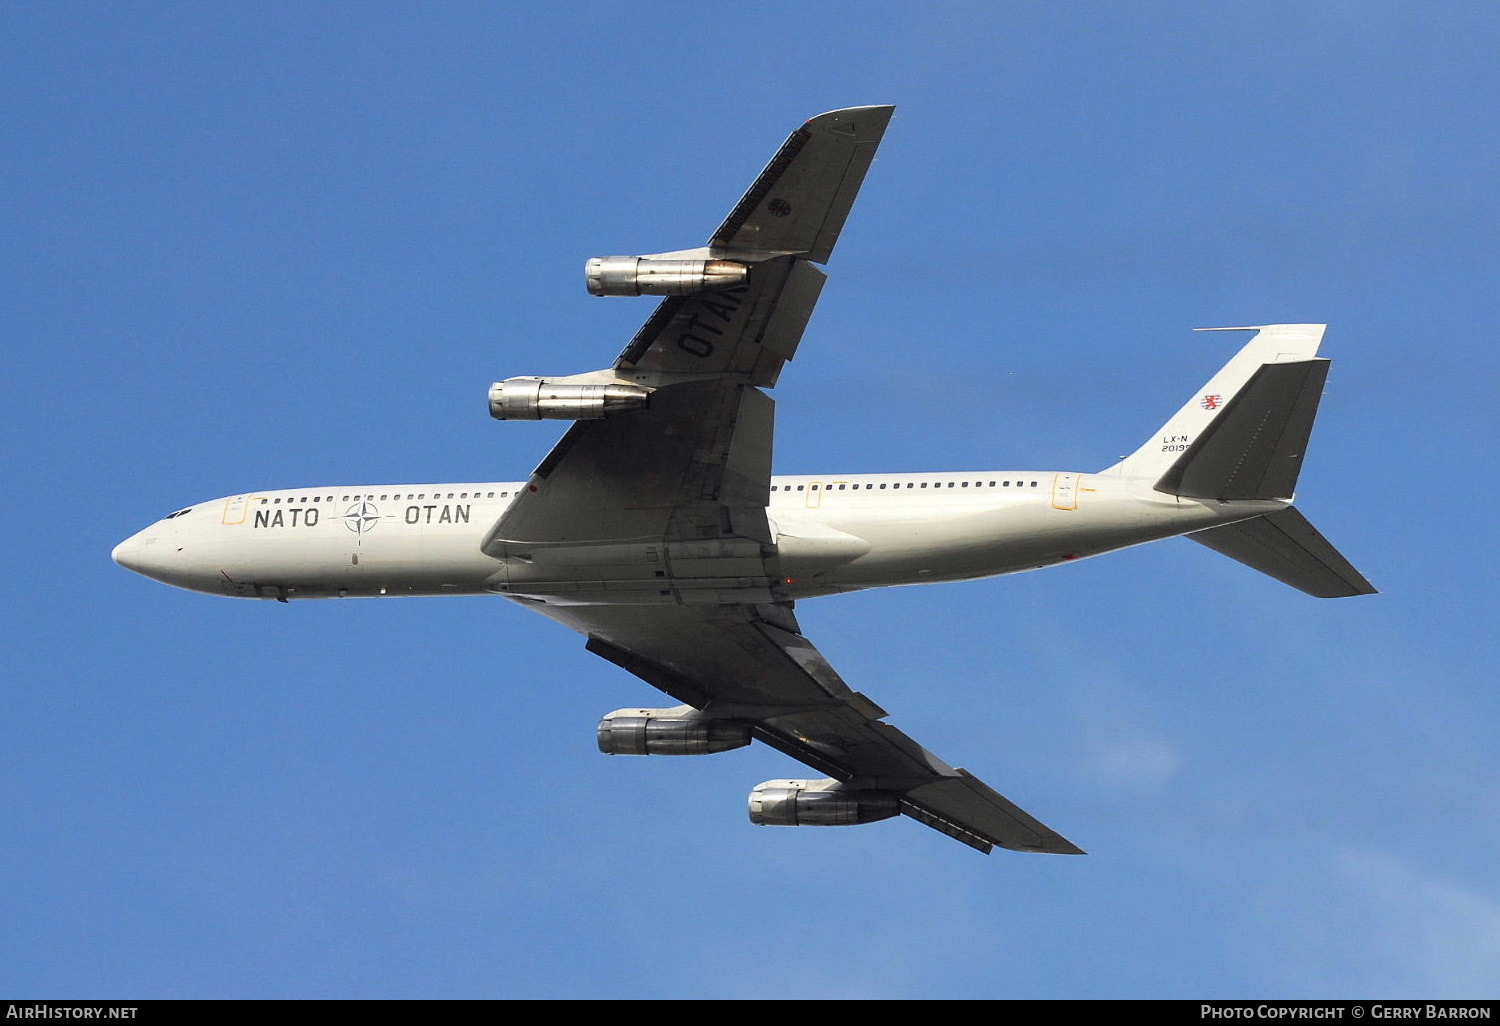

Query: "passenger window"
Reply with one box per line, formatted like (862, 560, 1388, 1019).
(797, 485, 804, 491)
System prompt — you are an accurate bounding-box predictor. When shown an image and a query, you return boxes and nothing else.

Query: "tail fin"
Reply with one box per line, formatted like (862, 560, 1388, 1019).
(1101, 324, 1327, 497)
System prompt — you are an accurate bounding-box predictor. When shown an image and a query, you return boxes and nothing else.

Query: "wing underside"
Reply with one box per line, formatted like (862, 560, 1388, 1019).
(521, 600, 1083, 856)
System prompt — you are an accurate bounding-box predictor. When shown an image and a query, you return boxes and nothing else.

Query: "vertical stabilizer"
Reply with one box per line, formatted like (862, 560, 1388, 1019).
(1100, 325, 1326, 482)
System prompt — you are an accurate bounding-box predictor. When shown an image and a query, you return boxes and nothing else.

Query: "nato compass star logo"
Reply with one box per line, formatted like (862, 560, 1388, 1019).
(340, 501, 384, 534)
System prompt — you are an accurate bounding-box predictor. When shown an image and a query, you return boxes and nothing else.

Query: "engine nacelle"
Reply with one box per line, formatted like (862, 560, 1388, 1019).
(597, 707, 752, 756)
(488, 377, 651, 420)
(748, 779, 901, 827)
(586, 256, 749, 297)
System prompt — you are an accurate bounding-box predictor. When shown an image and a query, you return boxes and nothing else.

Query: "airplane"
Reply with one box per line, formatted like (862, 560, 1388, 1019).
(112, 105, 1375, 856)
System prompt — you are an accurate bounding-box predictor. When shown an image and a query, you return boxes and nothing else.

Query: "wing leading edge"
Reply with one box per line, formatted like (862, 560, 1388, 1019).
(484, 107, 1080, 855)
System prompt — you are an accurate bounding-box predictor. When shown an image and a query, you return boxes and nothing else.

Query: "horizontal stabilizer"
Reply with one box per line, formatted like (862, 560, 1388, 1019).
(1157, 359, 1329, 501)
(1188, 507, 1377, 598)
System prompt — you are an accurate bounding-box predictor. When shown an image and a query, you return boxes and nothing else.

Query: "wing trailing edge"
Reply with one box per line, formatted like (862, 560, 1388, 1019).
(903, 773, 1085, 855)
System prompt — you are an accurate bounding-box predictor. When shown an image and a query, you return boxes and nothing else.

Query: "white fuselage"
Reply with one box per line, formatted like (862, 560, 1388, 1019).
(112, 471, 1285, 602)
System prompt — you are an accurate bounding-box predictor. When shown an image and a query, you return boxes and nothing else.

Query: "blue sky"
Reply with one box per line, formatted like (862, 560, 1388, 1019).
(5, 1, 1499, 999)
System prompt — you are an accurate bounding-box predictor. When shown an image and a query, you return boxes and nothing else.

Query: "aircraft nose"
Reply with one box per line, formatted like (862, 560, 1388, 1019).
(111, 529, 162, 577)
(112, 519, 220, 593)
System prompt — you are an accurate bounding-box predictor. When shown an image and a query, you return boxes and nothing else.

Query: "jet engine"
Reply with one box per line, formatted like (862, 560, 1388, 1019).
(488, 377, 651, 420)
(585, 256, 749, 297)
(597, 707, 752, 756)
(748, 779, 901, 827)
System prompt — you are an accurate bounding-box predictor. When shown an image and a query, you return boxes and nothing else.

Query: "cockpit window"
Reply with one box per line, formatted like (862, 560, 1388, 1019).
(164, 507, 193, 519)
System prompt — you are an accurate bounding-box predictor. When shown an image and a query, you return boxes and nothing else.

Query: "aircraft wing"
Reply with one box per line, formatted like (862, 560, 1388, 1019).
(483, 105, 895, 572)
(480, 106, 1079, 854)
(538, 600, 1084, 855)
